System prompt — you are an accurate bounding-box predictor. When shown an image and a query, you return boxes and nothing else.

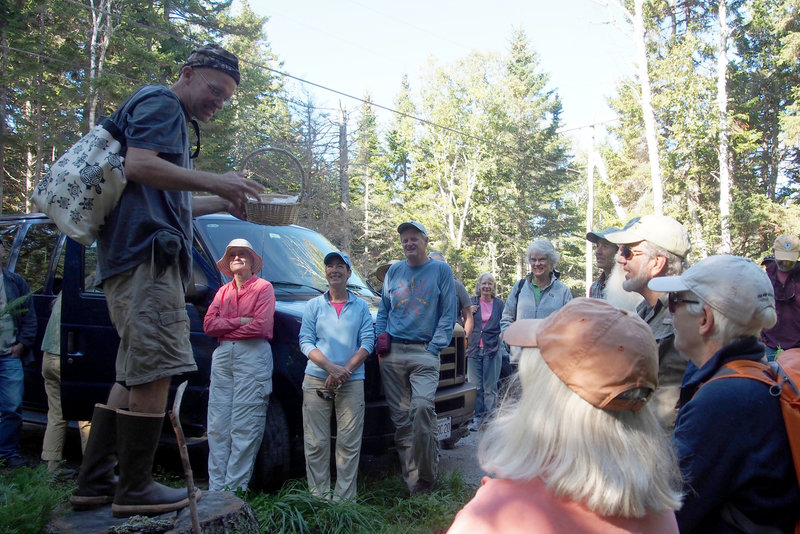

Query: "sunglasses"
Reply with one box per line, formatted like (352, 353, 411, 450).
(668, 292, 700, 313)
(316, 388, 336, 401)
(619, 244, 648, 260)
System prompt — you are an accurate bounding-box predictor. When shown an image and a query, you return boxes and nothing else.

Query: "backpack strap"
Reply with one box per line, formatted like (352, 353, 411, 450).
(705, 359, 776, 390)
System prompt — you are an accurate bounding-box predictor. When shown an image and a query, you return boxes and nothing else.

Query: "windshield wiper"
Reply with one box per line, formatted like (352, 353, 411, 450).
(270, 281, 324, 294)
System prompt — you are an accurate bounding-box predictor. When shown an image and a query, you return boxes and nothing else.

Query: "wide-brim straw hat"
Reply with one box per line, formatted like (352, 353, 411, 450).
(216, 238, 263, 277)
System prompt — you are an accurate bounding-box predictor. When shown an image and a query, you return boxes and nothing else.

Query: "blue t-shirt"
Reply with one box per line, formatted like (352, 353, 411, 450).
(98, 85, 193, 282)
(376, 259, 457, 356)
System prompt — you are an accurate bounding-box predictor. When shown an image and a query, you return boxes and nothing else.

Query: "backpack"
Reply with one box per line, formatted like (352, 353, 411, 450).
(704, 349, 800, 534)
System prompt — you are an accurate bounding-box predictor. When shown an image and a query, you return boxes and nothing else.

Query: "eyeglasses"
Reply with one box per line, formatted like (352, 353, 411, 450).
(316, 388, 336, 401)
(668, 292, 700, 313)
(775, 288, 795, 303)
(619, 244, 648, 261)
(196, 70, 232, 107)
(528, 257, 548, 265)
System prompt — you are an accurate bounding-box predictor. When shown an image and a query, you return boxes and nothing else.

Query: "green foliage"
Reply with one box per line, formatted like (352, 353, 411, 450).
(246, 472, 474, 534)
(0, 464, 74, 534)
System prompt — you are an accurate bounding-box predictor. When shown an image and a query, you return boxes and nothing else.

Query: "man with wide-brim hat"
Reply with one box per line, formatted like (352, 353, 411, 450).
(203, 238, 275, 492)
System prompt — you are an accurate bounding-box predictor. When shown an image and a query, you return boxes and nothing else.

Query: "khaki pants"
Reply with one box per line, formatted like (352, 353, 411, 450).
(41, 352, 90, 461)
(378, 343, 439, 491)
(302, 375, 364, 500)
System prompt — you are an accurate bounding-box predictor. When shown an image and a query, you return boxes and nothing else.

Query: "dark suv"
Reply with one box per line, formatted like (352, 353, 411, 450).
(12, 213, 475, 486)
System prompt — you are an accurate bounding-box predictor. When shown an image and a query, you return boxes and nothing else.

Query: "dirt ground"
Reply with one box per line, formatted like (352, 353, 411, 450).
(438, 427, 487, 488)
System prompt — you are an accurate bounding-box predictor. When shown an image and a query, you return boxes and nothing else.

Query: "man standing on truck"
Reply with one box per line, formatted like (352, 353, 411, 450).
(0, 240, 37, 470)
(376, 221, 457, 495)
(70, 44, 262, 517)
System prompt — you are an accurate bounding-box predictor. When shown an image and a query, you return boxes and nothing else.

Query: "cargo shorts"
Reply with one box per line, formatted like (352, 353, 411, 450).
(104, 258, 196, 386)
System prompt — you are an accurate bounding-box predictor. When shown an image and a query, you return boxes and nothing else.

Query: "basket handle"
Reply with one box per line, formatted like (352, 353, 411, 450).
(240, 147, 306, 201)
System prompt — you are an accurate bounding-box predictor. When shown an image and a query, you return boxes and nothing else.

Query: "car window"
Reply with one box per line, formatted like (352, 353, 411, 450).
(15, 222, 59, 294)
(83, 243, 102, 293)
(196, 217, 375, 297)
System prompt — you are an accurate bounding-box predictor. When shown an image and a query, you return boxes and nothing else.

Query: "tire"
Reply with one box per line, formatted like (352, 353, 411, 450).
(251, 399, 291, 490)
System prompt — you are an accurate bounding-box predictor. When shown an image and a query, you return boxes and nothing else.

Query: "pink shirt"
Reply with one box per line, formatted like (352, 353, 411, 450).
(448, 477, 678, 534)
(479, 299, 493, 348)
(203, 276, 275, 341)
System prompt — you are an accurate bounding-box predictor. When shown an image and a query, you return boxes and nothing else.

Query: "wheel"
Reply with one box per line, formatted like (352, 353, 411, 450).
(251, 399, 291, 490)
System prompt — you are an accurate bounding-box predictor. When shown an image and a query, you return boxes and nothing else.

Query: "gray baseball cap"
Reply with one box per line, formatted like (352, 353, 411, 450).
(397, 221, 428, 237)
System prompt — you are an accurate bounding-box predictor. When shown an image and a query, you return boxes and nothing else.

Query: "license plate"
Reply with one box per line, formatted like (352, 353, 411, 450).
(436, 417, 451, 441)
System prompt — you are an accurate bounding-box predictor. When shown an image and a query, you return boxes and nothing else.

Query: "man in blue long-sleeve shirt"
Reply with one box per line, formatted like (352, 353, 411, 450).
(376, 221, 456, 495)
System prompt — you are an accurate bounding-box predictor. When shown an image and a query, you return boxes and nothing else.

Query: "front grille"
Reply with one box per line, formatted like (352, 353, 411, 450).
(438, 328, 466, 387)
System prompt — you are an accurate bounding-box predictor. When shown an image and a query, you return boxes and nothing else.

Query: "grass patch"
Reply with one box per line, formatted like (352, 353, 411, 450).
(246, 471, 475, 534)
(0, 464, 74, 534)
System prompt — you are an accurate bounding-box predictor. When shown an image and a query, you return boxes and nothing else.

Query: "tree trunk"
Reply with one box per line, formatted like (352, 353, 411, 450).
(0, 22, 7, 214)
(634, 0, 664, 214)
(717, 0, 731, 253)
(338, 103, 351, 252)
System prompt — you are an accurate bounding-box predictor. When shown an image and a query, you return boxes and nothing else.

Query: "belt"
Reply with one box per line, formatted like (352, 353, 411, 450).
(394, 338, 427, 345)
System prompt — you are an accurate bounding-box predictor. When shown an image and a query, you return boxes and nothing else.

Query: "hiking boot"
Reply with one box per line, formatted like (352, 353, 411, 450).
(111, 409, 200, 518)
(70, 404, 117, 510)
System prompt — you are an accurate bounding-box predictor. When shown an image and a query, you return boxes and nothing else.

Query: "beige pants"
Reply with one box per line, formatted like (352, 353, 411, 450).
(302, 375, 365, 500)
(378, 343, 440, 492)
(41, 351, 90, 461)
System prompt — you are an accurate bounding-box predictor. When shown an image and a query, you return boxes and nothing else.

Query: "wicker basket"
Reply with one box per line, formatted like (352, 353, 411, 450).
(245, 194, 300, 226)
(240, 147, 305, 226)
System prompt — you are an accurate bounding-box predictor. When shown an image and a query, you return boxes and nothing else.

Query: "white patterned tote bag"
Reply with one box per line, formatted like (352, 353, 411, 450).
(31, 117, 126, 246)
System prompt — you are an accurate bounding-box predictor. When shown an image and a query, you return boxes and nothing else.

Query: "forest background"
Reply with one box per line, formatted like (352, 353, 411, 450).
(2, 0, 800, 297)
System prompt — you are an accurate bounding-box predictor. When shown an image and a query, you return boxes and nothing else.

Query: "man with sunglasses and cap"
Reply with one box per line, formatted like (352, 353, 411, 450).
(761, 234, 800, 361)
(604, 215, 690, 430)
(70, 44, 263, 517)
(376, 221, 457, 495)
(648, 255, 800, 533)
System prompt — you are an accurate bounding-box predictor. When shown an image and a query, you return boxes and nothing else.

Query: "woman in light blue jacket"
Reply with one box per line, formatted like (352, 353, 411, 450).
(500, 239, 572, 334)
(299, 251, 374, 500)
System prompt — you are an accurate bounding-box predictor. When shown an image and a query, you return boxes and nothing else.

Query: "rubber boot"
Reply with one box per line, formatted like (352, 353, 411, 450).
(70, 404, 117, 510)
(111, 409, 201, 517)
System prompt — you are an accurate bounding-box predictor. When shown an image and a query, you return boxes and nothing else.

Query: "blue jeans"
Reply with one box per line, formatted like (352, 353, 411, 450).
(0, 356, 24, 460)
(468, 348, 502, 419)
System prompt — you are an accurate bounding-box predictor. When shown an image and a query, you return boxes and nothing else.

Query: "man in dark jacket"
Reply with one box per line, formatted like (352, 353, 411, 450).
(0, 240, 37, 469)
(761, 234, 800, 361)
(649, 254, 800, 533)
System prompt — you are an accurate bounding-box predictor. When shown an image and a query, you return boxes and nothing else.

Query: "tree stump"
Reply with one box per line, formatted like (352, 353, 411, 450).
(47, 491, 260, 534)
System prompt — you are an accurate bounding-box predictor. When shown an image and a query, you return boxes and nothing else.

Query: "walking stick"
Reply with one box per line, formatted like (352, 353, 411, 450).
(169, 381, 201, 534)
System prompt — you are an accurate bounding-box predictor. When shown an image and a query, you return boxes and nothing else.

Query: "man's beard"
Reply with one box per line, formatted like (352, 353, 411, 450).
(606, 263, 644, 312)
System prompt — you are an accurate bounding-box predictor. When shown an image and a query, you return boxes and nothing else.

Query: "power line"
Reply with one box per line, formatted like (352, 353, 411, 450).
(21, 0, 581, 174)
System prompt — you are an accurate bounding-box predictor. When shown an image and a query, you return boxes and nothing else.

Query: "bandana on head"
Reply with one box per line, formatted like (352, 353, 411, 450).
(184, 44, 240, 85)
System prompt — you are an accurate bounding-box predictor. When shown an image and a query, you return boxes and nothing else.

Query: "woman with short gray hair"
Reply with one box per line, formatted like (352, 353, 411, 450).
(500, 239, 572, 333)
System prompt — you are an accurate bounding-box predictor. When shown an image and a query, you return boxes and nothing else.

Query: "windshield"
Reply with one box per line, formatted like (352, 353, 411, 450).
(196, 215, 376, 298)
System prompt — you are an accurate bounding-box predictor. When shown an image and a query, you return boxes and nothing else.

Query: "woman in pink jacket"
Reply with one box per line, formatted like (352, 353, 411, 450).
(203, 238, 275, 492)
(449, 298, 682, 534)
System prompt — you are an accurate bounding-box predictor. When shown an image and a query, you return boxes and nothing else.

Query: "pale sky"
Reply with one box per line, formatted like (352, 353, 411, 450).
(247, 0, 633, 137)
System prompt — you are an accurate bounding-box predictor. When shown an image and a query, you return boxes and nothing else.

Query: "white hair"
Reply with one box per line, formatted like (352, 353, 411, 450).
(526, 239, 560, 266)
(604, 262, 644, 312)
(684, 293, 777, 346)
(478, 347, 682, 518)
